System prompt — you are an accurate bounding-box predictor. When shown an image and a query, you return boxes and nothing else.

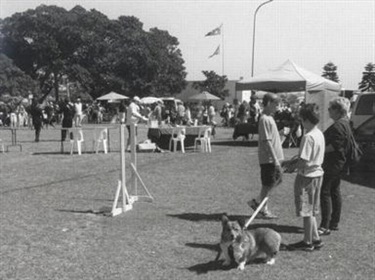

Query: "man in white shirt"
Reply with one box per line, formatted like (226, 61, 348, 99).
(126, 96, 148, 151)
(74, 97, 83, 127)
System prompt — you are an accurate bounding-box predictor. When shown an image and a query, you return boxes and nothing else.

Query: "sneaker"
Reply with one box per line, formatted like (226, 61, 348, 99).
(260, 210, 278, 219)
(318, 227, 331, 236)
(312, 239, 324, 249)
(247, 199, 259, 211)
(288, 241, 314, 252)
(329, 225, 339, 231)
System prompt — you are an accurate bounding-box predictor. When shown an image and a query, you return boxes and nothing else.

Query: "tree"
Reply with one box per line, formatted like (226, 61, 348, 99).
(192, 71, 228, 100)
(322, 62, 340, 82)
(358, 62, 375, 92)
(0, 5, 76, 101)
(0, 54, 38, 98)
(0, 5, 187, 101)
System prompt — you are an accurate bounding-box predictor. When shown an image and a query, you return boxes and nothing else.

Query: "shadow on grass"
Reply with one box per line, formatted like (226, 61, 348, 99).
(211, 140, 258, 147)
(0, 170, 117, 195)
(168, 213, 303, 234)
(185, 242, 269, 274)
(56, 206, 112, 216)
(187, 259, 234, 274)
(20, 139, 61, 143)
(32, 151, 104, 155)
(185, 242, 234, 274)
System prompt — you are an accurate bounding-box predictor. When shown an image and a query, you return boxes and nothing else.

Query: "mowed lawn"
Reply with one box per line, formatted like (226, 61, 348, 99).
(0, 124, 374, 280)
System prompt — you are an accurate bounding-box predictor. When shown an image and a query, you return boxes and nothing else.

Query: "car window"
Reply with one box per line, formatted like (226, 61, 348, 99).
(355, 95, 375, 115)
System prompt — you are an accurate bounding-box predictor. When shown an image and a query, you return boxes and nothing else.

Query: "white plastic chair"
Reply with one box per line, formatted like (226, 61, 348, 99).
(70, 129, 85, 155)
(169, 127, 186, 153)
(93, 128, 108, 154)
(194, 127, 212, 153)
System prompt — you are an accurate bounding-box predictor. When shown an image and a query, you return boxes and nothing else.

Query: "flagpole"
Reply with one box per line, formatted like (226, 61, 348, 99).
(221, 24, 224, 76)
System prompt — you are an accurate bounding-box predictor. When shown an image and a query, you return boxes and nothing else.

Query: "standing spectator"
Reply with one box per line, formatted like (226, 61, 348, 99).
(288, 103, 325, 251)
(248, 93, 284, 219)
(17, 103, 26, 127)
(126, 96, 148, 151)
(152, 100, 163, 125)
(237, 101, 249, 123)
(208, 103, 216, 125)
(74, 97, 83, 127)
(30, 99, 43, 142)
(220, 103, 229, 126)
(119, 100, 127, 124)
(318, 97, 352, 236)
(60, 98, 75, 141)
(9, 103, 17, 127)
(176, 102, 185, 125)
(249, 95, 261, 124)
(184, 103, 193, 126)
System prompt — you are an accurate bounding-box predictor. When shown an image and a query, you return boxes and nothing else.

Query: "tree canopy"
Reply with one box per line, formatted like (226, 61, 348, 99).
(0, 5, 187, 101)
(322, 61, 340, 83)
(192, 71, 228, 100)
(0, 54, 39, 98)
(358, 62, 375, 92)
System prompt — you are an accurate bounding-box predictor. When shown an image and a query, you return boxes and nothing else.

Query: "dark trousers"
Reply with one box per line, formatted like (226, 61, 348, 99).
(320, 173, 342, 229)
(61, 128, 73, 141)
(33, 122, 42, 142)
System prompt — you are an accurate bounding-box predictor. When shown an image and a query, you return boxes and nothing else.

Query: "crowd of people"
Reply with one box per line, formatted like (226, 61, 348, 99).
(247, 93, 354, 252)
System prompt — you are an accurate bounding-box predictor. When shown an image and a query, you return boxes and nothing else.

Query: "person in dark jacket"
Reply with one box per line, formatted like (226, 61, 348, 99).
(60, 98, 75, 141)
(319, 97, 352, 236)
(30, 99, 43, 142)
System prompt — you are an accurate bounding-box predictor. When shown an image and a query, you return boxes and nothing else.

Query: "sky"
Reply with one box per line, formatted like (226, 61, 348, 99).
(1, 0, 374, 90)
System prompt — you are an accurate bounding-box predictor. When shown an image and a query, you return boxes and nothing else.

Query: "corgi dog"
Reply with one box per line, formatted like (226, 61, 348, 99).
(217, 214, 281, 270)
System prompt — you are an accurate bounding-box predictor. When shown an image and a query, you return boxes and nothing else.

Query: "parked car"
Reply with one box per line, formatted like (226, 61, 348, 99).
(160, 97, 183, 111)
(350, 92, 375, 170)
(350, 92, 375, 131)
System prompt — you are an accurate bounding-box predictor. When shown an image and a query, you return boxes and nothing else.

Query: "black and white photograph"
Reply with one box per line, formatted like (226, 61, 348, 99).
(0, 0, 374, 279)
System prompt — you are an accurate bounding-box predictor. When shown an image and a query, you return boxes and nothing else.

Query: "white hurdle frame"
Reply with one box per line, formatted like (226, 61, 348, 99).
(111, 123, 153, 217)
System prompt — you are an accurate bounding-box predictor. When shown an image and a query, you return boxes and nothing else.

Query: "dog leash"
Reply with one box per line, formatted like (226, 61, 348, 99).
(244, 197, 269, 229)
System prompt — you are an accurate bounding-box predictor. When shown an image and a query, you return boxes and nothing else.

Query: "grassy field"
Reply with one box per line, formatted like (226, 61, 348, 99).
(0, 124, 374, 280)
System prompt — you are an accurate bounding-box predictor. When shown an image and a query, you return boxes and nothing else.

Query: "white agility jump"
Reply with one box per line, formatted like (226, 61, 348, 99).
(111, 123, 153, 216)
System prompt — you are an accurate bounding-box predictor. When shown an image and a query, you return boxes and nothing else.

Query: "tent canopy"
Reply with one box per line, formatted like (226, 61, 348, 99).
(97, 91, 128, 101)
(189, 91, 221, 101)
(235, 60, 341, 131)
(236, 60, 341, 93)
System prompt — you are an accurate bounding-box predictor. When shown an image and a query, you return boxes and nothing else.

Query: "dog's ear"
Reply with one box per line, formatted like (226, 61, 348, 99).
(221, 213, 229, 225)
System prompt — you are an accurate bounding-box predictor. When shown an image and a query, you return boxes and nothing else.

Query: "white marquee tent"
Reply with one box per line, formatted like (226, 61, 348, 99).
(236, 60, 341, 131)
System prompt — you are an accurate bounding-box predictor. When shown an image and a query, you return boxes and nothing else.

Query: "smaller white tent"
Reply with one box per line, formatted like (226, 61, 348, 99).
(97, 91, 128, 101)
(236, 60, 341, 131)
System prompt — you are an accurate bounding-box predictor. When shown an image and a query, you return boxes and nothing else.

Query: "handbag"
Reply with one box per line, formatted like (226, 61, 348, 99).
(347, 131, 363, 167)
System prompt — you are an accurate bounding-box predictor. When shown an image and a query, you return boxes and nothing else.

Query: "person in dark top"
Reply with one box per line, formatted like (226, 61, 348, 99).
(30, 99, 44, 142)
(319, 97, 352, 236)
(60, 98, 75, 141)
(237, 101, 249, 123)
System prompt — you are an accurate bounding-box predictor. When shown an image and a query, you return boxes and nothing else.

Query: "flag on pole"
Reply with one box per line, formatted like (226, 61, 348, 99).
(208, 45, 220, 58)
(205, 24, 222, 36)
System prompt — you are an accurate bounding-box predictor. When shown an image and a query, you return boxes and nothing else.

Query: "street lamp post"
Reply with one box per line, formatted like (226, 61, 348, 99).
(251, 0, 274, 77)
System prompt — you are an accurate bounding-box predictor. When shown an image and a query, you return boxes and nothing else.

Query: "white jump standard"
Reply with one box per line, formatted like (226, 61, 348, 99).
(111, 123, 153, 216)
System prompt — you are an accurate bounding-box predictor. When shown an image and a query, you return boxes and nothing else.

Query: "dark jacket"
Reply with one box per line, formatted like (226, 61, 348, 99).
(322, 118, 351, 175)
